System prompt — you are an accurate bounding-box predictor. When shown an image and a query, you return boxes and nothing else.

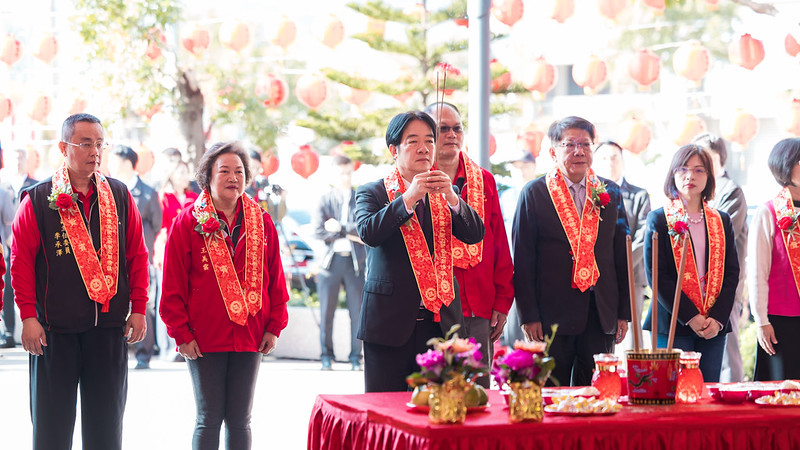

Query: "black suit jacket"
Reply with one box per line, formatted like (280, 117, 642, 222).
(620, 179, 651, 288)
(130, 177, 162, 261)
(355, 179, 485, 347)
(642, 207, 739, 336)
(513, 175, 631, 336)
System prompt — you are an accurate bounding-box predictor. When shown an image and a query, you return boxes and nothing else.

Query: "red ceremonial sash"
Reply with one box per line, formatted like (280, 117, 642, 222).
(51, 164, 119, 311)
(772, 188, 800, 299)
(384, 168, 454, 321)
(451, 152, 484, 269)
(664, 199, 725, 316)
(193, 191, 264, 326)
(546, 168, 602, 292)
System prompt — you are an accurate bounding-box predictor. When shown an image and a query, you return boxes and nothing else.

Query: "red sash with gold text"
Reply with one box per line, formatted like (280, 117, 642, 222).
(384, 168, 453, 321)
(451, 152, 484, 269)
(546, 168, 602, 292)
(772, 188, 800, 299)
(665, 199, 725, 316)
(193, 191, 264, 326)
(52, 164, 119, 311)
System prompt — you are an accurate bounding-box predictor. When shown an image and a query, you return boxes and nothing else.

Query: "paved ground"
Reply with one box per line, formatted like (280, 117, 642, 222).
(0, 347, 364, 449)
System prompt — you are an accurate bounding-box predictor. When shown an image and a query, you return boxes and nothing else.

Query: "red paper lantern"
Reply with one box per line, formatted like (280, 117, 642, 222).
(628, 48, 661, 88)
(261, 151, 280, 177)
(29, 95, 52, 124)
(295, 75, 328, 110)
(220, 22, 251, 53)
(786, 99, 800, 137)
(182, 27, 210, 56)
(516, 124, 545, 158)
(643, 0, 665, 12)
(1, 34, 23, 66)
(0, 95, 13, 121)
(490, 59, 512, 93)
(272, 18, 297, 51)
(673, 41, 710, 83)
(431, 63, 462, 95)
(454, 18, 469, 27)
(291, 145, 320, 179)
(136, 103, 162, 121)
(255, 73, 289, 108)
(786, 33, 800, 57)
(366, 19, 386, 36)
(572, 55, 607, 95)
(728, 33, 765, 70)
(339, 85, 371, 107)
(597, 0, 628, 21)
(135, 146, 155, 176)
(619, 118, 652, 155)
(34, 34, 58, 64)
(68, 95, 87, 115)
(519, 57, 558, 98)
(673, 114, 707, 146)
(721, 109, 759, 147)
(319, 15, 344, 49)
(551, 0, 574, 23)
(393, 91, 415, 104)
(492, 0, 524, 27)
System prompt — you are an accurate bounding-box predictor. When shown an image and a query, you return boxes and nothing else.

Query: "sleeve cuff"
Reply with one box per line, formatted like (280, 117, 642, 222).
(129, 299, 147, 315)
(266, 322, 283, 338)
(19, 305, 37, 321)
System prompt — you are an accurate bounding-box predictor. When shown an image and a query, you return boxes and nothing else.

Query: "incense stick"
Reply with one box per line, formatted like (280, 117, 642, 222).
(651, 232, 658, 351)
(626, 235, 640, 352)
(667, 236, 689, 352)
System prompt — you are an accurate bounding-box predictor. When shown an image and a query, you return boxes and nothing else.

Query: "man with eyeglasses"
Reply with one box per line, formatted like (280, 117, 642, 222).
(11, 113, 150, 449)
(424, 102, 514, 388)
(513, 116, 631, 386)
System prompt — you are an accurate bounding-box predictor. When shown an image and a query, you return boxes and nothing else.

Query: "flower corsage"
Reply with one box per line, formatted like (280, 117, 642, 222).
(590, 182, 610, 210)
(668, 216, 689, 238)
(777, 205, 800, 240)
(47, 185, 78, 212)
(193, 210, 222, 238)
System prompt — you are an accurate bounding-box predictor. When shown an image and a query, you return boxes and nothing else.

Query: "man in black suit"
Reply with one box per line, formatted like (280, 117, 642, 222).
(513, 116, 631, 387)
(108, 145, 163, 369)
(355, 111, 485, 392)
(594, 141, 651, 349)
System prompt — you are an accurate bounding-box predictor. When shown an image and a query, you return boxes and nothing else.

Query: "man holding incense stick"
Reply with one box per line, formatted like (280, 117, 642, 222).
(513, 116, 632, 387)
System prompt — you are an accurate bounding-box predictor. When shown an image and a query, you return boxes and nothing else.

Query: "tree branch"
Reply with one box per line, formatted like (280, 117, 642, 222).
(731, 0, 778, 16)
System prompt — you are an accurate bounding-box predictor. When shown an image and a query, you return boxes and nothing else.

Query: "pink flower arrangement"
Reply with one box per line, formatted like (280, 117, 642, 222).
(407, 325, 485, 387)
(491, 325, 558, 387)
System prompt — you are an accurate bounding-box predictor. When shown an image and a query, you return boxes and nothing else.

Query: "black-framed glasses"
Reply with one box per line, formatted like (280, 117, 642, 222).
(63, 141, 110, 151)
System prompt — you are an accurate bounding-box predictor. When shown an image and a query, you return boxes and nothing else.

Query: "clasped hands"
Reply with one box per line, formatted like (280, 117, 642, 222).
(403, 170, 459, 209)
(687, 314, 721, 340)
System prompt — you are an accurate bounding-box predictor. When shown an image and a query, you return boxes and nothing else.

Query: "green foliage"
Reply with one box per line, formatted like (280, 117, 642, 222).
(740, 318, 757, 382)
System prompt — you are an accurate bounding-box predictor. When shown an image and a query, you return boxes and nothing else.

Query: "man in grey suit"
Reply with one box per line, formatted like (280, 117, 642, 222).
(108, 145, 163, 369)
(313, 155, 366, 371)
(594, 141, 651, 349)
(692, 133, 747, 383)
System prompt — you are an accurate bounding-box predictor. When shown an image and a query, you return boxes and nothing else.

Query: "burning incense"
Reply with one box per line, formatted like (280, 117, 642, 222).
(626, 235, 640, 352)
(667, 236, 689, 352)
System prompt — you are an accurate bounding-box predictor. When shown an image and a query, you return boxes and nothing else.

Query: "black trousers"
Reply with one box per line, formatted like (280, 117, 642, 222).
(754, 314, 800, 381)
(318, 254, 364, 361)
(364, 309, 442, 392)
(30, 326, 128, 450)
(547, 296, 615, 387)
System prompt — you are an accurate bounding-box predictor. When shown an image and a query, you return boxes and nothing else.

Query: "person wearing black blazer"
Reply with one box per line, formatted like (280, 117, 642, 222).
(513, 116, 631, 387)
(355, 111, 485, 392)
(643, 144, 739, 383)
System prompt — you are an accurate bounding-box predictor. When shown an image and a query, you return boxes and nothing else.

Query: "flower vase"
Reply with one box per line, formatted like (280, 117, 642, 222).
(508, 381, 544, 423)
(428, 374, 470, 424)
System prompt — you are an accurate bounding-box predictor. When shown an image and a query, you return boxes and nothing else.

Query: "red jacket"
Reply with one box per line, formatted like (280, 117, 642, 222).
(159, 198, 289, 353)
(453, 155, 514, 319)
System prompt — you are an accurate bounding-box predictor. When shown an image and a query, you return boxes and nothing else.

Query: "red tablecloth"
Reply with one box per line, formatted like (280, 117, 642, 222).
(308, 390, 800, 450)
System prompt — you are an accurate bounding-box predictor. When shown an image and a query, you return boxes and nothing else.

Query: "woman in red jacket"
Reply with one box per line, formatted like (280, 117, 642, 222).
(159, 141, 289, 450)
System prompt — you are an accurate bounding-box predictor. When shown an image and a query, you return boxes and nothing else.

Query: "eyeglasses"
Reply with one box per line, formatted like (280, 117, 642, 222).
(559, 141, 593, 152)
(676, 167, 708, 176)
(63, 141, 110, 151)
(438, 125, 463, 134)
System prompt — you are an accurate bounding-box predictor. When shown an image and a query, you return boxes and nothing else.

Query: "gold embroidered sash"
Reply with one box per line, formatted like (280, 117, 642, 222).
(772, 188, 800, 299)
(665, 199, 725, 316)
(451, 152, 484, 269)
(52, 164, 119, 311)
(384, 168, 453, 321)
(546, 168, 601, 292)
(193, 191, 264, 326)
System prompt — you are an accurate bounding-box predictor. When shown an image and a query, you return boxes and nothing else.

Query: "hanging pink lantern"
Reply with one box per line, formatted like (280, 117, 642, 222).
(295, 75, 328, 110)
(182, 27, 210, 56)
(262, 151, 280, 177)
(786, 33, 800, 57)
(68, 95, 88, 115)
(628, 48, 661, 88)
(673, 114, 707, 146)
(272, 18, 297, 51)
(490, 59, 512, 93)
(340, 85, 371, 107)
(572, 55, 607, 95)
(291, 144, 320, 179)
(517, 124, 545, 158)
(619, 117, 652, 155)
(492, 0, 524, 27)
(673, 41, 710, 83)
(34, 34, 58, 63)
(319, 15, 344, 49)
(29, 95, 53, 124)
(0, 95, 13, 122)
(721, 109, 759, 147)
(256, 73, 289, 108)
(597, 0, 628, 21)
(134, 146, 155, 176)
(454, 18, 469, 27)
(518, 57, 558, 98)
(551, 0, 574, 23)
(643, 0, 665, 12)
(220, 22, 251, 53)
(1, 35, 23, 66)
(393, 91, 415, 104)
(728, 33, 765, 70)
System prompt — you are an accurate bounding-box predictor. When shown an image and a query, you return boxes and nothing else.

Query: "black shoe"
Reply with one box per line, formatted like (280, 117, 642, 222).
(0, 336, 15, 349)
(321, 356, 333, 371)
